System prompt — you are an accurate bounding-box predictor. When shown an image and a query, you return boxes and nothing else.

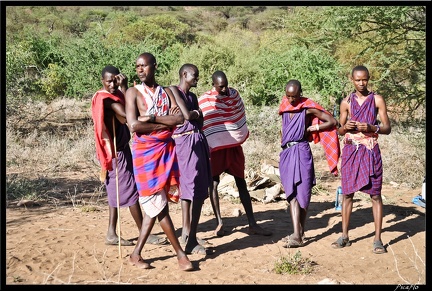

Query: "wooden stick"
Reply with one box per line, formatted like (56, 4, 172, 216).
(112, 116, 122, 259)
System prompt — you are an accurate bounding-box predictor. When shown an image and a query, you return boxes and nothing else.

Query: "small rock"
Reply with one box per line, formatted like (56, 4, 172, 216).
(318, 278, 338, 284)
(232, 208, 242, 217)
(17, 200, 40, 207)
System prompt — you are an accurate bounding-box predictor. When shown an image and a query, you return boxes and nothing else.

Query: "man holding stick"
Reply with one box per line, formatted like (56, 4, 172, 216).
(91, 65, 167, 247)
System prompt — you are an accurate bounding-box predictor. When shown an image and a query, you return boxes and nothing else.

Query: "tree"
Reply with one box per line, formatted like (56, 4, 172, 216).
(325, 6, 426, 120)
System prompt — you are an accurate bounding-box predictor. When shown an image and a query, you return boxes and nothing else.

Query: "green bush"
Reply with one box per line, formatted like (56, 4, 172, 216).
(274, 250, 314, 275)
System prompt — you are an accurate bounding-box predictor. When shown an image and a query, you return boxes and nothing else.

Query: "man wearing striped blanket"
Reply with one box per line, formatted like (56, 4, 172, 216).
(198, 71, 272, 237)
(125, 52, 193, 271)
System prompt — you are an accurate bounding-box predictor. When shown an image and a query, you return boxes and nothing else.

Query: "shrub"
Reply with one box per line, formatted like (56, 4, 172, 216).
(274, 250, 314, 275)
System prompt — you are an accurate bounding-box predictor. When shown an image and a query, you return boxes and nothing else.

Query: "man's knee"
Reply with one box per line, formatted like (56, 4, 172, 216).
(234, 176, 247, 189)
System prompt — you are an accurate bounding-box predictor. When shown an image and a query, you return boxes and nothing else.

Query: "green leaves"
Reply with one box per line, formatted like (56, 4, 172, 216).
(5, 6, 425, 121)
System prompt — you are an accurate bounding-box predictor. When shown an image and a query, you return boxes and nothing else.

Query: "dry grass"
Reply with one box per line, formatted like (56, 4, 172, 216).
(5, 98, 426, 206)
(388, 235, 426, 285)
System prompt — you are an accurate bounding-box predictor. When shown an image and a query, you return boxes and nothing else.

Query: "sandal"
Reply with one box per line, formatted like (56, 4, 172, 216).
(179, 236, 208, 246)
(281, 233, 306, 243)
(331, 236, 351, 248)
(105, 237, 134, 246)
(147, 234, 169, 245)
(372, 240, 387, 254)
(282, 234, 304, 248)
(185, 244, 207, 255)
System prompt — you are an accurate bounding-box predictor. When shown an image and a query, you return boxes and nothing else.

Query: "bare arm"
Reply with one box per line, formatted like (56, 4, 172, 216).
(162, 87, 185, 125)
(338, 96, 357, 135)
(374, 94, 391, 135)
(110, 102, 127, 124)
(125, 87, 169, 134)
(306, 108, 337, 132)
(339, 94, 391, 135)
(168, 86, 200, 121)
(103, 98, 127, 124)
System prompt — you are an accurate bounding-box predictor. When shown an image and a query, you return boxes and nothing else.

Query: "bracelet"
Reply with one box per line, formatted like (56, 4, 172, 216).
(315, 124, 319, 131)
(150, 114, 156, 123)
(374, 125, 380, 134)
(192, 109, 200, 119)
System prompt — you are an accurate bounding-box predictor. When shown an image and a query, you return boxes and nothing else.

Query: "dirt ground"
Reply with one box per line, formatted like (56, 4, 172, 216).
(4, 161, 426, 286)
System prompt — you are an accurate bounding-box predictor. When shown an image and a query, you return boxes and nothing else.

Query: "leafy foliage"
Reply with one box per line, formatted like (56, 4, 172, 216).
(274, 250, 314, 275)
(323, 6, 426, 118)
(5, 5, 425, 122)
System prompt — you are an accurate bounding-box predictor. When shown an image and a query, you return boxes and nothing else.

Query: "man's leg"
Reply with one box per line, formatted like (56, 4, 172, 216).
(289, 198, 303, 242)
(129, 201, 143, 230)
(371, 194, 386, 253)
(158, 204, 194, 271)
(180, 199, 192, 243)
(106, 206, 118, 240)
(129, 212, 155, 269)
(331, 193, 354, 248)
(105, 206, 133, 245)
(185, 198, 207, 255)
(129, 201, 167, 245)
(299, 207, 307, 238)
(341, 193, 354, 239)
(371, 195, 384, 242)
(210, 176, 224, 236)
(234, 176, 272, 236)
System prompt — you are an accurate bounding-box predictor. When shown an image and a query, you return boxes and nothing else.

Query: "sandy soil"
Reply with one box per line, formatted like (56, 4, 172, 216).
(5, 162, 426, 286)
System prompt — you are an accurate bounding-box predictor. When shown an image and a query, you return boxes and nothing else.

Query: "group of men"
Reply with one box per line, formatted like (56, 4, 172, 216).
(91, 51, 391, 272)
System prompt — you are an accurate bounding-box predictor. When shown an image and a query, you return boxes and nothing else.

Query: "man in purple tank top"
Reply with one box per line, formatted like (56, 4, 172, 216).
(331, 65, 391, 254)
(169, 64, 212, 256)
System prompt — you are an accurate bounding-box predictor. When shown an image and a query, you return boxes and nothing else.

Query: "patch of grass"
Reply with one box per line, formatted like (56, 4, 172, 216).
(274, 250, 314, 275)
(223, 195, 241, 204)
(5, 98, 425, 207)
(311, 184, 328, 196)
(13, 276, 24, 283)
(80, 205, 100, 212)
(6, 174, 51, 201)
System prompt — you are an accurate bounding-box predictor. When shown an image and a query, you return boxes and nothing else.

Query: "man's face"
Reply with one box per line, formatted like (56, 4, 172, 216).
(285, 85, 301, 106)
(352, 70, 369, 93)
(185, 68, 199, 88)
(135, 56, 155, 83)
(102, 72, 118, 94)
(213, 77, 229, 95)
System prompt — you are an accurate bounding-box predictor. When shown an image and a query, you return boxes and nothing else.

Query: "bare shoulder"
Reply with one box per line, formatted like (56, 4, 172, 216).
(373, 93, 385, 100)
(340, 94, 351, 106)
(373, 93, 387, 106)
(126, 86, 138, 95)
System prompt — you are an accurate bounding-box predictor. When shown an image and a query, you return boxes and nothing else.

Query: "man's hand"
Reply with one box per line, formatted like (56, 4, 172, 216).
(344, 120, 358, 131)
(116, 73, 128, 94)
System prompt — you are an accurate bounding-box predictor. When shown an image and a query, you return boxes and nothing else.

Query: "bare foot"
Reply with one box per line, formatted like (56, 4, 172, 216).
(129, 255, 151, 269)
(214, 224, 225, 237)
(247, 225, 272, 236)
(177, 254, 194, 271)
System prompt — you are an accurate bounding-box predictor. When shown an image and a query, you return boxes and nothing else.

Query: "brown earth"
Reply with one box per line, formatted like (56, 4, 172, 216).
(5, 160, 426, 286)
